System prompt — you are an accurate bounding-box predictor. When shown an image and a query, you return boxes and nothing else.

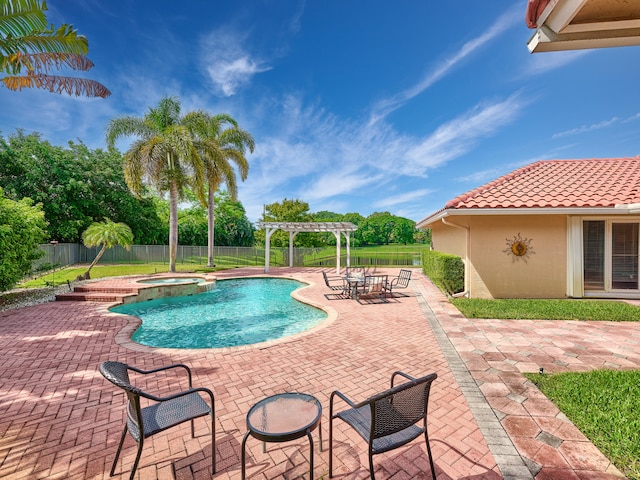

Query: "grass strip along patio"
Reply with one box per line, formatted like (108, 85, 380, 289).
(526, 369, 640, 480)
(453, 297, 640, 321)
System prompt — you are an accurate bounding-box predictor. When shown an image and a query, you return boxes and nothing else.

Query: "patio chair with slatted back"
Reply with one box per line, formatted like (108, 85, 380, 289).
(329, 371, 438, 480)
(345, 266, 366, 279)
(322, 270, 347, 292)
(385, 269, 412, 296)
(99, 361, 216, 480)
(355, 274, 388, 303)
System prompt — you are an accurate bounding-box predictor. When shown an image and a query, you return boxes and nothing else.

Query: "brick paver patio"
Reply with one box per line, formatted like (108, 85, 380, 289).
(0, 267, 638, 479)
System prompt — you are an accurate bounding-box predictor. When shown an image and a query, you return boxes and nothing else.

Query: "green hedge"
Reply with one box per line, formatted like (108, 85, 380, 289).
(422, 249, 464, 295)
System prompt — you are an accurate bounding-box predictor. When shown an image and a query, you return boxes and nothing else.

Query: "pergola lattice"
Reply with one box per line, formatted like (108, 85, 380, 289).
(257, 222, 358, 274)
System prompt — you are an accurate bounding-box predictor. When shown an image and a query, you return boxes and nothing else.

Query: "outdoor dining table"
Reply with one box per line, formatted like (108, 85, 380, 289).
(343, 275, 364, 298)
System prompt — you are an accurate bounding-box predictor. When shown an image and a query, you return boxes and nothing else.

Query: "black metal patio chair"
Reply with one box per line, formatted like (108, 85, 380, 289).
(322, 270, 347, 292)
(355, 274, 389, 303)
(329, 371, 438, 480)
(99, 361, 216, 479)
(385, 269, 412, 296)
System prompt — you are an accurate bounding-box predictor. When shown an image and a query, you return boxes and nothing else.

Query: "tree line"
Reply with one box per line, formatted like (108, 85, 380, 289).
(0, 130, 427, 250)
(0, 127, 428, 291)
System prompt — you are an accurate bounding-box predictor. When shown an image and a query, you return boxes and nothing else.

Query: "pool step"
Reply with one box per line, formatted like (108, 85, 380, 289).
(56, 286, 139, 303)
(73, 285, 139, 294)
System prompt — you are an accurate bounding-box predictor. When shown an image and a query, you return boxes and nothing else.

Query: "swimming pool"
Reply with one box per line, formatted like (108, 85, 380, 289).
(110, 277, 327, 349)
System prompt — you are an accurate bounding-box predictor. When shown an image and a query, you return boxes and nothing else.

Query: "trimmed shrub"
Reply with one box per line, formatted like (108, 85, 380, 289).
(422, 249, 464, 295)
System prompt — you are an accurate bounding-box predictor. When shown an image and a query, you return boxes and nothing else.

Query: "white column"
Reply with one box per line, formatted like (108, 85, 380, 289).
(344, 231, 351, 268)
(289, 231, 299, 267)
(265, 227, 276, 273)
(333, 232, 341, 274)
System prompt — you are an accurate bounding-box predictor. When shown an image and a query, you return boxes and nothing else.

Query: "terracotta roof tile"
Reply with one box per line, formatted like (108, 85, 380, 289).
(446, 158, 640, 210)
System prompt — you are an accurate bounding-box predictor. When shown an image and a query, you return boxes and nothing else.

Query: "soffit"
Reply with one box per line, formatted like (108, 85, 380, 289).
(527, 0, 640, 52)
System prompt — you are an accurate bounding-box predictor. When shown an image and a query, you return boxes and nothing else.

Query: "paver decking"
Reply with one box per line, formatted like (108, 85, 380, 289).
(0, 267, 638, 479)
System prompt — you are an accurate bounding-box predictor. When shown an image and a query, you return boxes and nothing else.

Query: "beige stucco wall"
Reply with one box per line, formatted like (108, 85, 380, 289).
(429, 215, 567, 299)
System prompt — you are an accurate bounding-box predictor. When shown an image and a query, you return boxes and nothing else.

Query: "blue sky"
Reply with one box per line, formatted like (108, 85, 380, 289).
(2, 1, 640, 223)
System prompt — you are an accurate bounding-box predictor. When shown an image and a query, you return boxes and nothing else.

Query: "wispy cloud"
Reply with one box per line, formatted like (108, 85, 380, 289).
(368, 5, 521, 125)
(552, 116, 619, 138)
(238, 90, 525, 220)
(455, 168, 503, 185)
(200, 27, 271, 97)
(373, 189, 432, 208)
(401, 94, 527, 176)
(521, 50, 590, 76)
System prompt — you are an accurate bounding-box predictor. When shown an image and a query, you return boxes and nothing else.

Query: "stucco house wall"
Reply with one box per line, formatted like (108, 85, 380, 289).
(431, 215, 567, 299)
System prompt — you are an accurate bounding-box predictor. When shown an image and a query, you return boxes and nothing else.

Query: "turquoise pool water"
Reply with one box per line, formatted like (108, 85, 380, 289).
(110, 278, 327, 349)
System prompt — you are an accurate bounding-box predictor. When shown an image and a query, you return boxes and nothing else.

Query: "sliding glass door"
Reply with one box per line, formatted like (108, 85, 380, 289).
(583, 220, 639, 292)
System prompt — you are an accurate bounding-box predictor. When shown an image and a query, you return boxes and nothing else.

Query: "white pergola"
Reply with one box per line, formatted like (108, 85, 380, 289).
(257, 222, 358, 274)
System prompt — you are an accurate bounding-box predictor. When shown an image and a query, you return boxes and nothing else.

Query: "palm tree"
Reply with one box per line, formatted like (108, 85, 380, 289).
(184, 112, 254, 267)
(105, 96, 206, 272)
(81, 219, 133, 279)
(0, 0, 110, 97)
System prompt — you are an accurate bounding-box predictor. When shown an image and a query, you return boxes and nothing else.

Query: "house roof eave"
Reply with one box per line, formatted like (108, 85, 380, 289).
(416, 206, 638, 229)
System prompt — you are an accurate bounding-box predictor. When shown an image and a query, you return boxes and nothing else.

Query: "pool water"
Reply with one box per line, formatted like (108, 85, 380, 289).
(110, 278, 327, 349)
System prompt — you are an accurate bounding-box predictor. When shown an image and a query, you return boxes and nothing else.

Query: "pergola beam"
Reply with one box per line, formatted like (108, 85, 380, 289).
(258, 222, 358, 274)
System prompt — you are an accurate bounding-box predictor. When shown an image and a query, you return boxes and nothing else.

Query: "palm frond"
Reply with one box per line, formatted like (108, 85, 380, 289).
(147, 96, 181, 130)
(0, 0, 48, 38)
(2, 71, 110, 97)
(106, 117, 157, 148)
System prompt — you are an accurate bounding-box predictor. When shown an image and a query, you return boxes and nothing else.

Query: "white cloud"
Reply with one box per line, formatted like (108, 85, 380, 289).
(368, 5, 521, 125)
(237, 89, 526, 221)
(373, 189, 432, 208)
(200, 27, 271, 97)
(552, 117, 619, 138)
(304, 170, 385, 200)
(520, 50, 590, 76)
(401, 94, 527, 175)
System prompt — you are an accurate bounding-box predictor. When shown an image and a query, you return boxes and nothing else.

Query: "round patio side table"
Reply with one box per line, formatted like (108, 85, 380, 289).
(241, 392, 322, 479)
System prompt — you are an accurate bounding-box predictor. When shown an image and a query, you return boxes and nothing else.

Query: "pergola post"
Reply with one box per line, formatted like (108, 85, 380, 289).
(343, 231, 351, 269)
(333, 232, 341, 274)
(289, 231, 299, 267)
(264, 227, 276, 273)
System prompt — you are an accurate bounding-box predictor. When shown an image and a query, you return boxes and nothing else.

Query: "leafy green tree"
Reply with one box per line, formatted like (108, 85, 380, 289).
(357, 212, 416, 245)
(81, 219, 133, 279)
(413, 228, 431, 245)
(310, 210, 342, 246)
(0, 0, 109, 97)
(106, 96, 206, 272)
(0, 187, 47, 290)
(184, 112, 254, 266)
(256, 198, 320, 247)
(393, 217, 417, 245)
(214, 191, 254, 246)
(177, 202, 207, 246)
(178, 191, 254, 247)
(342, 212, 365, 246)
(0, 131, 164, 243)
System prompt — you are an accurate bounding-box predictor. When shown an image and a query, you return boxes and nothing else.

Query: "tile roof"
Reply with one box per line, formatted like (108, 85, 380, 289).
(445, 157, 640, 210)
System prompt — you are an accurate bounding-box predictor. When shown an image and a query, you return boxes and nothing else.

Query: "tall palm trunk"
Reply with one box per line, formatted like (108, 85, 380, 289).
(169, 181, 179, 273)
(83, 244, 107, 279)
(207, 184, 216, 267)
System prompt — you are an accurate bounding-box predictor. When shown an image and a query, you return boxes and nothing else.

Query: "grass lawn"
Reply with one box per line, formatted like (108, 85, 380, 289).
(526, 370, 640, 480)
(19, 263, 222, 289)
(452, 298, 640, 321)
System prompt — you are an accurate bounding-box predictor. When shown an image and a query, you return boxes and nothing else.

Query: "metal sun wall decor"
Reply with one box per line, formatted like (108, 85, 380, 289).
(504, 233, 534, 263)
